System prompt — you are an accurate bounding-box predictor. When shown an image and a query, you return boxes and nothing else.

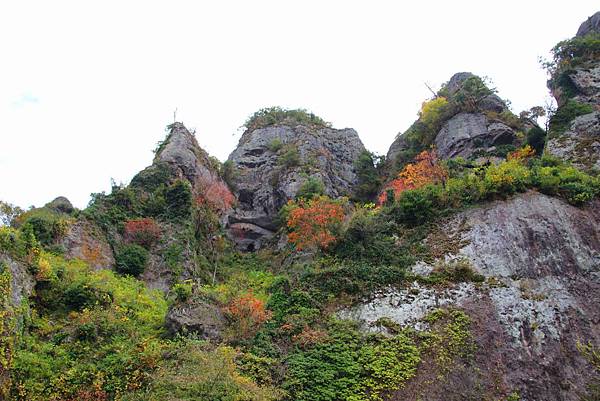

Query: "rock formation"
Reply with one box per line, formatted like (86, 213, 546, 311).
(226, 122, 366, 250)
(387, 72, 525, 168)
(341, 191, 600, 400)
(546, 12, 600, 170)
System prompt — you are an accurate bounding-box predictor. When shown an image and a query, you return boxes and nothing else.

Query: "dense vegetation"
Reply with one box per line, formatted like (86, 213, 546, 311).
(244, 107, 331, 132)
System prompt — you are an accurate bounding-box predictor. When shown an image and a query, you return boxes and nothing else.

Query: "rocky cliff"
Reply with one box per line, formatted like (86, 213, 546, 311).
(387, 72, 526, 170)
(226, 119, 366, 250)
(546, 12, 600, 170)
(341, 191, 600, 400)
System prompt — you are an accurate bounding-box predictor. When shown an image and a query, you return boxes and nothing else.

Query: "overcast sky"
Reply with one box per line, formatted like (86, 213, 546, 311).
(1, 1, 598, 209)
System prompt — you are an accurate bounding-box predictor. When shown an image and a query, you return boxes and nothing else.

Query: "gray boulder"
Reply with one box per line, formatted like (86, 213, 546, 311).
(165, 298, 225, 341)
(227, 123, 366, 250)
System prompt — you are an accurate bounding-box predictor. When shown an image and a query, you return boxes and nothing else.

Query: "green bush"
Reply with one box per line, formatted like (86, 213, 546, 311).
(116, 244, 149, 276)
(353, 151, 383, 202)
(549, 99, 594, 136)
(172, 281, 193, 303)
(11, 253, 168, 400)
(526, 126, 547, 155)
(244, 107, 330, 132)
(296, 176, 325, 200)
(278, 145, 300, 168)
(17, 208, 71, 247)
(283, 319, 420, 401)
(267, 138, 283, 152)
(164, 180, 193, 219)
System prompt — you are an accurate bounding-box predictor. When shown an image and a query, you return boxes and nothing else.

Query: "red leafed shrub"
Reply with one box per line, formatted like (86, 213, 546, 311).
(196, 175, 235, 213)
(224, 292, 272, 340)
(285, 196, 345, 251)
(378, 150, 447, 205)
(123, 218, 161, 249)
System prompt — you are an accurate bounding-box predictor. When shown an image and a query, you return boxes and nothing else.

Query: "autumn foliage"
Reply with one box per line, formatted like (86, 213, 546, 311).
(379, 150, 447, 205)
(285, 196, 345, 251)
(507, 144, 535, 161)
(123, 218, 161, 249)
(224, 292, 271, 340)
(196, 175, 235, 213)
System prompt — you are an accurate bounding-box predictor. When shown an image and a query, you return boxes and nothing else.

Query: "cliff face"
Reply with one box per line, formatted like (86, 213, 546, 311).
(341, 192, 600, 400)
(226, 123, 366, 250)
(546, 12, 600, 170)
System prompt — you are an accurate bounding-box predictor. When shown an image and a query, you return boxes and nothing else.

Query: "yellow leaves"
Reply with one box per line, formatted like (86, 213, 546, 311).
(35, 255, 52, 281)
(419, 97, 449, 129)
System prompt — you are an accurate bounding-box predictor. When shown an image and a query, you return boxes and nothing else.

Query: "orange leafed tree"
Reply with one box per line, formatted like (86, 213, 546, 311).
(379, 150, 447, 205)
(286, 196, 345, 251)
(224, 291, 272, 340)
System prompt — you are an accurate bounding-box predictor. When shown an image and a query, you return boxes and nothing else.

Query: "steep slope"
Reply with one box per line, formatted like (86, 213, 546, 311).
(546, 11, 600, 170)
(80, 122, 232, 291)
(226, 110, 366, 250)
(341, 192, 600, 400)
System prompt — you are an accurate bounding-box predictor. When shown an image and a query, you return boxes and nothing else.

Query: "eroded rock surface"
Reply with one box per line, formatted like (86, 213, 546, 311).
(227, 124, 366, 250)
(341, 192, 600, 400)
(61, 219, 115, 270)
(165, 298, 225, 341)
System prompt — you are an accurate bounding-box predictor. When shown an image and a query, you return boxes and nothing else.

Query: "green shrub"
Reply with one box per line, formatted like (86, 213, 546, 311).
(17, 208, 71, 247)
(172, 281, 193, 303)
(549, 99, 594, 136)
(390, 186, 438, 226)
(244, 107, 330, 132)
(278, 145, 300, 168)
(296, 176, 325, 200)
(116, 244, 149, 276)
(283, 319, 420, 401)
(353, 151, 383, 202)
(164, 180, 193, 219)
(429, 258, 485, 284)
(548, 32, 600, 72)
(130, 162, 172, 192)
(267, 138, 283, 152)
(526, 126, 547, 155)
(11, 253, 168, 400)
(483, 158, 532, 196)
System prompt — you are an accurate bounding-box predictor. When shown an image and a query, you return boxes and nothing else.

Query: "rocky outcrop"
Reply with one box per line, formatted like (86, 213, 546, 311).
(61, 219, 115, 270)
(547, 13, 600, 170)
(387, 72, 522, 166)
(576, 11, 600, 37)
(165, 298, 225, 341)
(45, 196, 75, 214)
(135, 122, 226, 198)
(226, 123, 366, 250)
(341, 191, 600, 400)
(434, 112, 516, 159)
(0, 255, 34, 307)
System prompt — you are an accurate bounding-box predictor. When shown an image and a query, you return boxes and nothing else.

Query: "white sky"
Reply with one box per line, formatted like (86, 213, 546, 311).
(1, 1, 598, 209)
